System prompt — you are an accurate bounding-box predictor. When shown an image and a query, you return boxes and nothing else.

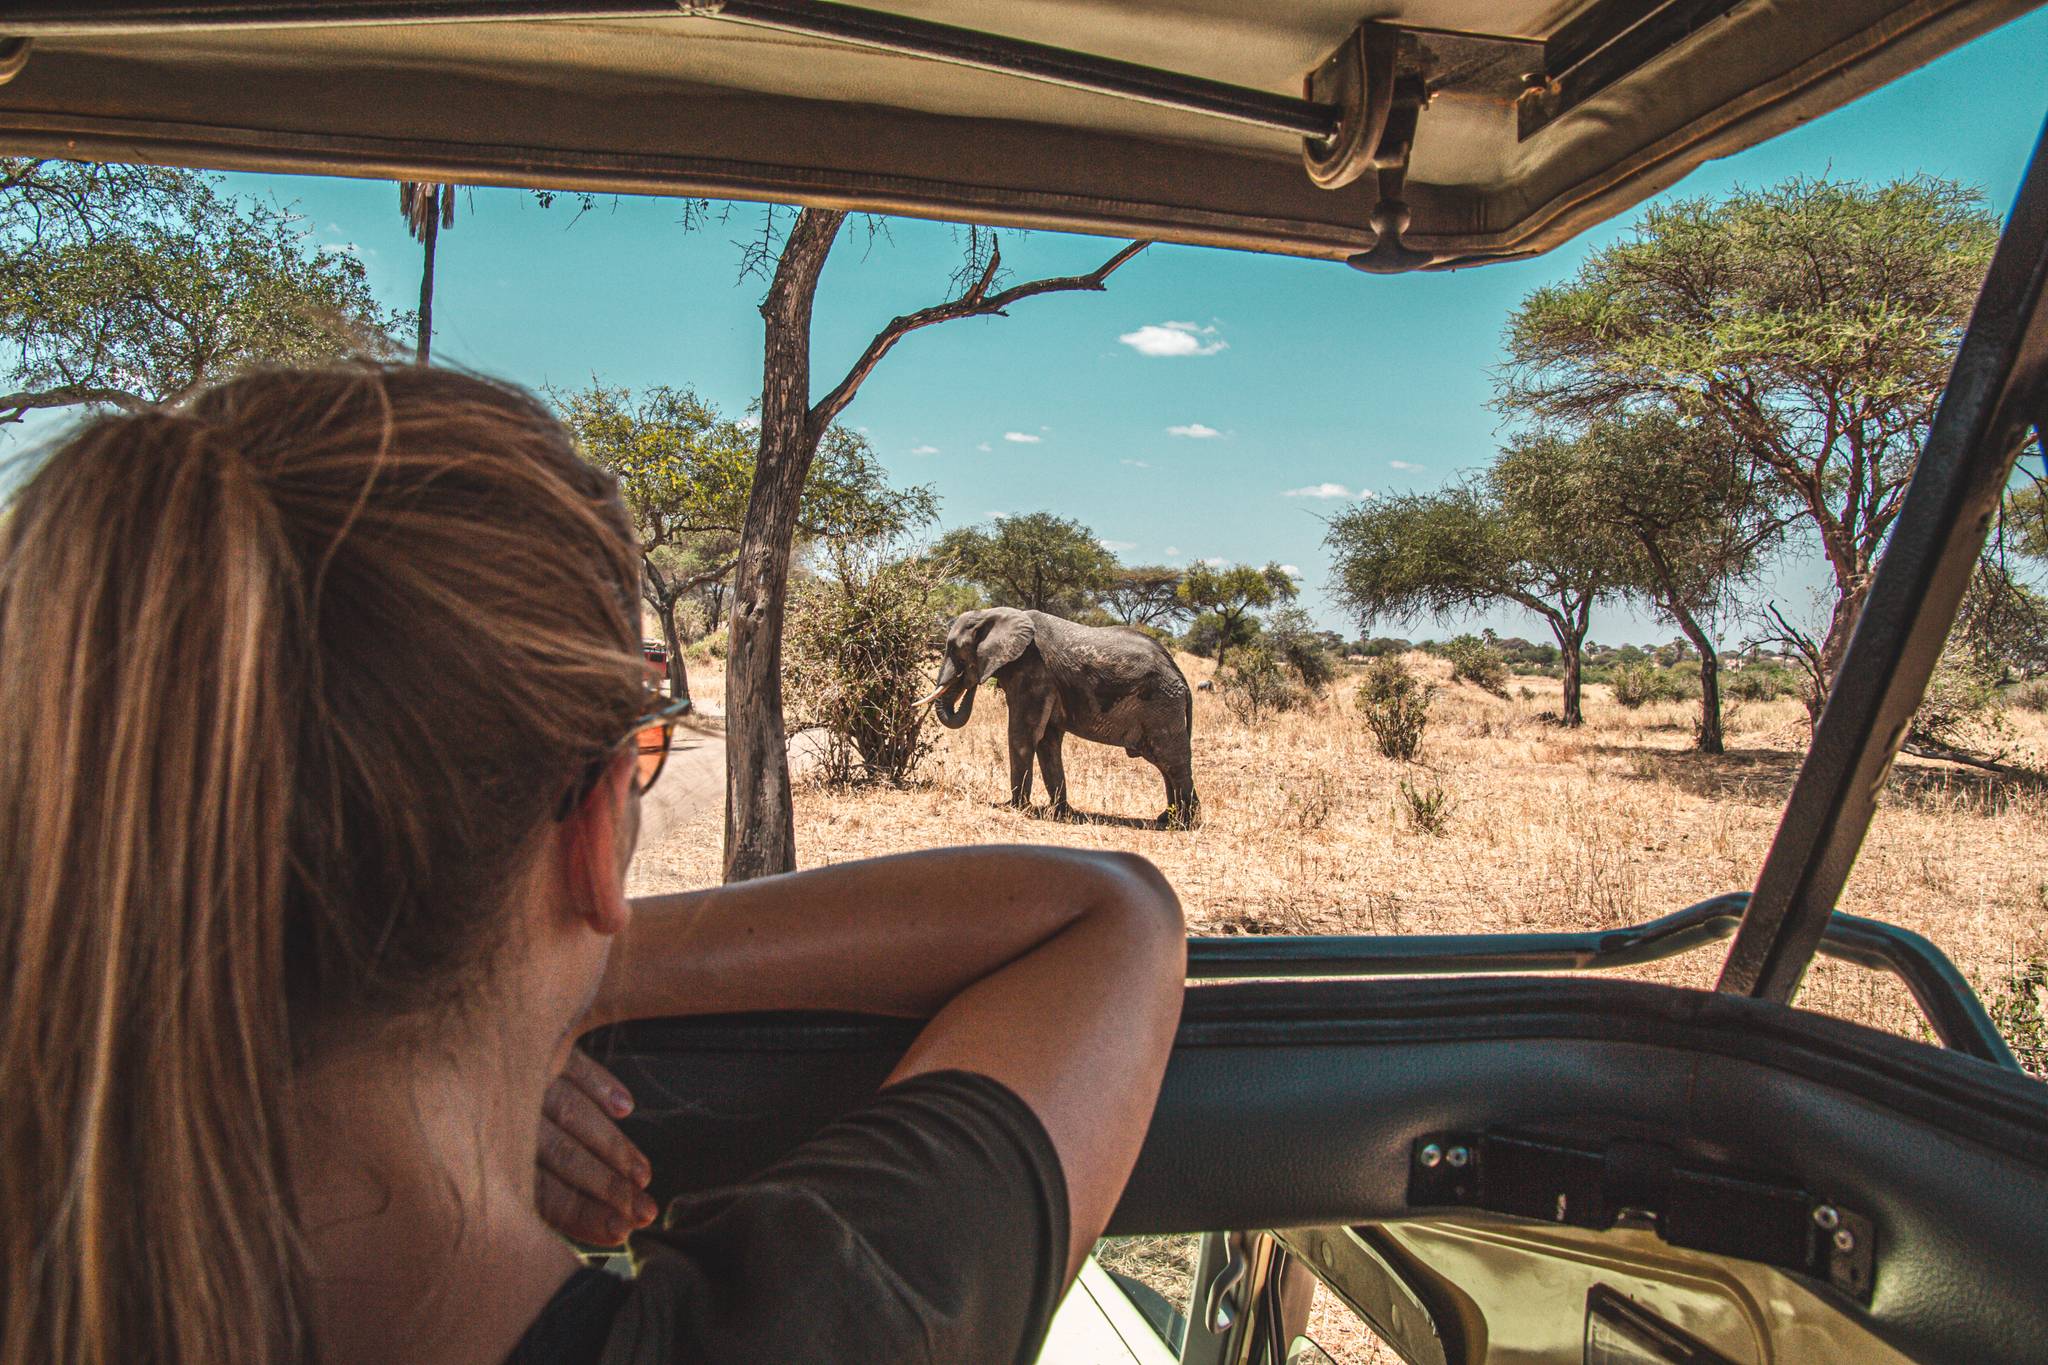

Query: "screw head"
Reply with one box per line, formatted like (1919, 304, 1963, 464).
(1418, 1143, 1443, 1169)
(1833, 1228, 1857, 1254)
(1813, 1205, 1841, 1230)
(1446, 1145, 1471, 1169)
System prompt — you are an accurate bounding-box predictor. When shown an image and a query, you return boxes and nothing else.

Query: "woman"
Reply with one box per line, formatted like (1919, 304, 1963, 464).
(0, 365, 1186, 1364)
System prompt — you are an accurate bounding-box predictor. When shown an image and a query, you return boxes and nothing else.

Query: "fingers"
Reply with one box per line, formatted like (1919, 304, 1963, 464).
(543, 1066, 654, 1191)
(539, 1086, 658, 1222)
(536, 1168, 640, 1247)
(561, 1048, 636, 1120)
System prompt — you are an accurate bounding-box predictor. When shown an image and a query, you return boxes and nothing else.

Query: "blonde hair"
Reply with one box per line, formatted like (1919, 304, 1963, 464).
(0, 365, 645, 1364)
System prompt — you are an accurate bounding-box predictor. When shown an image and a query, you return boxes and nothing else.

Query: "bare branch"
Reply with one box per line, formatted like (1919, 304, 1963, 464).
(809, 238, 1149, 435)
(0, 384, 152, 423)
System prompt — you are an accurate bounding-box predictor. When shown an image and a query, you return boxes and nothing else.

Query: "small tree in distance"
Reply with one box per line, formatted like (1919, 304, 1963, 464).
(1177, 561, 1297, 671)
(1326, 472, 1620, 726)
(1101, 565, 1188, 631)
(936, 511, 1118, 617)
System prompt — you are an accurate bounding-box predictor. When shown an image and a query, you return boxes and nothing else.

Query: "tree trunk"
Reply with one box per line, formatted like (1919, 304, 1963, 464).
(415, 201, 439, 365)
(1812, 575, 1871, 721)
(723, 208, 845, 883)
(655, 597, 691, 707)
(1560, 642, 1584, 727)
(1668, 603, 1722, 754)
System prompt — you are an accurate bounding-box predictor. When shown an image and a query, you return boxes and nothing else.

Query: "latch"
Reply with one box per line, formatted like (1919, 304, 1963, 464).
(1406, 1132, 1877, 1301)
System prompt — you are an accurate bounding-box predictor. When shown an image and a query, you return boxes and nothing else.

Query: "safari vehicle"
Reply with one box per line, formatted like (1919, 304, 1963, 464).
(3, 1, 2044, 1361)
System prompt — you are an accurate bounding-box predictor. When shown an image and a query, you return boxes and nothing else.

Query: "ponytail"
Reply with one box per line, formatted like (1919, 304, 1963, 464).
(0, 366, 645, 1365)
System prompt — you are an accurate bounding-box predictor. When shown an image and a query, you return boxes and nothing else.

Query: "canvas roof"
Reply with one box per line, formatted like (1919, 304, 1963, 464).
(0, 0, 2037, 268)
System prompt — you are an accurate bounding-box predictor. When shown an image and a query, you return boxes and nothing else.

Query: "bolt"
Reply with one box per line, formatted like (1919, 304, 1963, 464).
(1812, 1205, 1840, 1230)
(1446, 1145, 1471, 1169)
(1834, 1228, 1857, 1254)
(1418, 1143, 1443, 1169)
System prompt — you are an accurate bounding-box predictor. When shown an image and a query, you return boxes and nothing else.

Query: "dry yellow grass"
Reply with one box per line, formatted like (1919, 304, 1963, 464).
(633, 651, 2048, 1043)
(627, 651, 2048, 1362)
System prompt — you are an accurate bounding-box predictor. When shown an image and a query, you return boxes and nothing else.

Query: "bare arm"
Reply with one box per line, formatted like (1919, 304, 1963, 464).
(585, 846, 1186, 1276)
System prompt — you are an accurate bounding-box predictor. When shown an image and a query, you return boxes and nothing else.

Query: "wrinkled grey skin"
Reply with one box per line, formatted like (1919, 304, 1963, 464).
(926, 607, 1198, 827)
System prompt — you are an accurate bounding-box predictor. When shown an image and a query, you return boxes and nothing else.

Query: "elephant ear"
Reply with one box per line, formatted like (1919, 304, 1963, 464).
(976, 610, 1036, 682)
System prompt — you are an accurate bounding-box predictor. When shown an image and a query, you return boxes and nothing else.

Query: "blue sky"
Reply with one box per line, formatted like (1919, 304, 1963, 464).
(14, 11, 2048, 644)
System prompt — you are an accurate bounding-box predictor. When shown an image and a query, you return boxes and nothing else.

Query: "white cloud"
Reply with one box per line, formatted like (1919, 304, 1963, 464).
(1164, 546, 1181, 557)
(1284, 482, 1353, 499)
(1098, 538, 1137, 553)
(1003, 431, 1042, 444)
(1200, 556, 1228, 567)
(1167, 422, 1223, 439)
(976, 441, 992, 452)
(736, 415, 761, 432)
(1280, 564, 1302, 578)
(1389, 459, 1422, 471)
(910, 444, 940, 455)
(1118, 320, 1227, 358)
(1122, 458, 1151, 469)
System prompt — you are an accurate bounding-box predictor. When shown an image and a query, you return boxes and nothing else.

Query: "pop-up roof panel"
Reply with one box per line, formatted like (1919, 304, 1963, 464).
(0, 0, 2036, 269)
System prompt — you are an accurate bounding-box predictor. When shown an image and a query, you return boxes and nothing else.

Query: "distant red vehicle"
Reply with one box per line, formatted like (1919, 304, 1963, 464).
(642, 638, 669, 668)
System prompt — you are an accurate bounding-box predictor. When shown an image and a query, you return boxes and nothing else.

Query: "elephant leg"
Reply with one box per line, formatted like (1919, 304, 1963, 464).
(1006, 711, 1036, 809)
(1036, 728, 1069, 817)
(1155, 747, 1199, 830)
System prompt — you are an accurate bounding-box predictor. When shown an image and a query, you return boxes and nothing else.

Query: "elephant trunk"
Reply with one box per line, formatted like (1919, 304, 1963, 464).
(933, 661, 976, 729)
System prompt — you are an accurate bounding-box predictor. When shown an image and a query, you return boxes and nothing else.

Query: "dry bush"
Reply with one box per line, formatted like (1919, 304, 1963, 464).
(1357, 655, 1432, 760)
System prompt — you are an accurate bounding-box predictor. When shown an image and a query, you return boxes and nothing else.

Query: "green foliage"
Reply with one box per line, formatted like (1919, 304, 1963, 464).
(1501, 176, 2000, 671)
(935, 511, 1116, 617)
(1325, 459, 1618, 723)
(1356, 656, 1432, 761)
(783, 543, 953, 785)
(1609, 660, 1671, 709)
(1444, 633, 1509, 697)
(1101, 564, 1188, 630)
(1398, 775, 1455, 836)
(0, 159, 400, 421)
(1177, 561, 1298, 669)
(1263, 607, 1338, 694)
(1218, 646, 1306, 723)
(1984, 954, 2048, 1080)
(1351, 636, 1413, 658)
(1722, 666, 1790, 701)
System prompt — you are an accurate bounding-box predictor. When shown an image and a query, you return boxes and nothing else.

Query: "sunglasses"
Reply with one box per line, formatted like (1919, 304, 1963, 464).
(555, 697, 693, 821)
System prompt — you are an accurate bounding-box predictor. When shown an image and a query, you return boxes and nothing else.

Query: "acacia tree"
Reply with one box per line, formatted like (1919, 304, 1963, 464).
(1500, 176, 2001, 701)
(1101, 565, 1188, 630)
(1513, 414, 1781, 752)
(1326, 471, 1622, 726)
(0, 159, 396, 422)
(936, 511, 1119, 616)
(557, 382, 933, 707)
(1177, 562, 1297, 670)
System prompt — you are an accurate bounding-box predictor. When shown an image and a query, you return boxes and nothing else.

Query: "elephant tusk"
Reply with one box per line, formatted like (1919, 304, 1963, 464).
(912, 683, 949, 708)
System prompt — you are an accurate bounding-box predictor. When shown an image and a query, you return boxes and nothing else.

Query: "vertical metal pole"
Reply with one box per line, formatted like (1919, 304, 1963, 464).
(1718, 114, 2048, 1002)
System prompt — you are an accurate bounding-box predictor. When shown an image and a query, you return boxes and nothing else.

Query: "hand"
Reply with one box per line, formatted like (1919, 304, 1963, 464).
(536, 1049, 659, 1246)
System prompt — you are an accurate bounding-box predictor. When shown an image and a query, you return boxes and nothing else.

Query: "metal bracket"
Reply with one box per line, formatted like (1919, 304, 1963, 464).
(1202, 1238, 1248, 1333)
(1301, 22, 1395, 191)
(1408, 1132, 1878, 1301)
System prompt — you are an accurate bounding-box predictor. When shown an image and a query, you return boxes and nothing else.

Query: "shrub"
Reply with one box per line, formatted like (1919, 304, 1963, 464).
(1610, 660, 1672, 709)
(1725, 665, 1796, 702)
(1220, 645, 1306, 722)
(1444, 633, 1509, 696)
(1356, 656, 1432, 761)
(783, 545, 950, 785)
(2013, 681, 2048, 713)
(685, 627, 728, 663)
(1398, 775, 1454, 836)
(1264, 607, 1339, 694)
(1910, 642, 2008, 754)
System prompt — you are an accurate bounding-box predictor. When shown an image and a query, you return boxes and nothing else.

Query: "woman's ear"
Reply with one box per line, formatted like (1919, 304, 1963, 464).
(558, 753, 636, 939)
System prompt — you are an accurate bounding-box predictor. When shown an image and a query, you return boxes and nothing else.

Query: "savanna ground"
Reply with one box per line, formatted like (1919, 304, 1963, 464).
(629, 652, 2048, 1362)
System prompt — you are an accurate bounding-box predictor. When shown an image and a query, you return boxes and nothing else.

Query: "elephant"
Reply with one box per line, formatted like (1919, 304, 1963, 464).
(918, 607, 1199, 827)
